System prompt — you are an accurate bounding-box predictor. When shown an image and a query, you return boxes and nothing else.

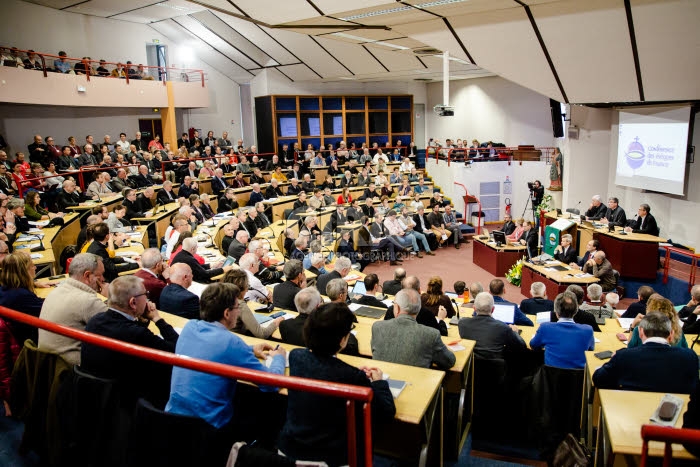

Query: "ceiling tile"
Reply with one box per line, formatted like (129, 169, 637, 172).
(263, 28, 353, 78)
(363, 44, 425, 72)
(231, 0, 320, 25)
(314, 36, 386, 74)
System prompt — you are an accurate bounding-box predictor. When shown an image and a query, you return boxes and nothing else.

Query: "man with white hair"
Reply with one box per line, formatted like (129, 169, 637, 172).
(157, 180, 177, 204)
(172, 237, 232, 283)
(211, 168, 227, 196)
(86, 172, 113, 198)
(580, 283, 614, 318)
(585, 195, 607, 220)
(135, 248, 168, 307)
(307, 252, 327, 279)
(160, 263, 200, 319)
(82, 275, 179, 406)
(519, 282, 554, 316)
(458, 292, 526, 360)
(57, 179, 87, 210)
(315, 256, 351, 297)
(238, 252, 273, 303)
(372, 288, 455, 369)
(39, 253, 108, 365)
(132, 164, 155, 188)
(228, 229, 249, 262)
(248, 239, 283, 284)
(164, 217, 191, 258)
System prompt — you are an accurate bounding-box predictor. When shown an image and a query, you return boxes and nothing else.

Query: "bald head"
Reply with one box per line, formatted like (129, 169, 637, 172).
(169, 263, 193, 288)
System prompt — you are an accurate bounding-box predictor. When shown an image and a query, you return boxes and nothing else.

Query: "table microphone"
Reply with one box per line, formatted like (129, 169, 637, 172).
(28, 234, 45, 252)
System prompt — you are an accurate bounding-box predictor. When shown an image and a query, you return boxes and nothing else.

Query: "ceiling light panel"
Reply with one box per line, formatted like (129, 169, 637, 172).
(312, 0, 394, 15)
(336, 4, 433, 26)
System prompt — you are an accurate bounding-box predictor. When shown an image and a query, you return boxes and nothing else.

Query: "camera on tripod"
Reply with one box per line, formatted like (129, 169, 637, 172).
(527, 181, 535, 190)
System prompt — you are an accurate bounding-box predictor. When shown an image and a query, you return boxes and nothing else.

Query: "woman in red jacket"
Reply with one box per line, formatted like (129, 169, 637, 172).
(337, 187, 352, 205)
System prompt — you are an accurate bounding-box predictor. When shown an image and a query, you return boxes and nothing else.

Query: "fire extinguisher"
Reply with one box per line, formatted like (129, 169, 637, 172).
(505, 197, 512, 216)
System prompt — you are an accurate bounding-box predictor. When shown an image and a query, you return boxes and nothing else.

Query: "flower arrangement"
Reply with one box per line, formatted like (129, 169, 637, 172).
(505, 257, 526, 286)
(535, 194, 553, 217)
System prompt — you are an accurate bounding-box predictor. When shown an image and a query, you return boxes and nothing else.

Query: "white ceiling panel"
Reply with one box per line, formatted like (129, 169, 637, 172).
(210, 13, 299, 66)
(171, 15, 259, 69)
(631, 0, 700, 101)
(190, 10, 278, 67)
(313, 36, 385, 75)
(404, 0, 516, 17)
(264, 28, 353, 78)
(111, 3, 207, 23)
(276, 63, 321, 81)
(65, 0, 156, 18)
(392, 18, 471, 62)
(232, 0, 320, 25)
(364, 44, 424, 72)
(532, 0, 638, 103)
(333, 4, 434, 26)
(447, 8, 564, 101)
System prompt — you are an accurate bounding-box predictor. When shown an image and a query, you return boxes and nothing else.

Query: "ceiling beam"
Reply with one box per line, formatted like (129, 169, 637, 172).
(623, 0, 645, 101)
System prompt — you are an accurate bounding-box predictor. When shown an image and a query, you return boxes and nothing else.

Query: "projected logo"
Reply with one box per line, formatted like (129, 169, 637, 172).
(625, 137, 646, 171)
(548, 232, 557, 247)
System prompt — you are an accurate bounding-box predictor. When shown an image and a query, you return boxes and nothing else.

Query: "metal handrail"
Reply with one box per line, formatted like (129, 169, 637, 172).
(661, 245, 699, 292)
(640, 424, 700, 467)
(0, 305, 374, 466)
(0, 46, 205, 87)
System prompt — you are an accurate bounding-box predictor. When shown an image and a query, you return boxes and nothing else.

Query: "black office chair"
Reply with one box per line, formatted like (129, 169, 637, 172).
(128, 398, 217, 467)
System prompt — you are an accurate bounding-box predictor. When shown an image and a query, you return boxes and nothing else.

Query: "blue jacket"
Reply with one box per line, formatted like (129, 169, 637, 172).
(530, 320, 594, 369)
(160, 284, 200, 320)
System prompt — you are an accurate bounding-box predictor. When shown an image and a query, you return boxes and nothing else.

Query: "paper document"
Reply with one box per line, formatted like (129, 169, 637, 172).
(15, 243, 40, 249)
(187, 282, 208, 298)
(381, 299, 394, 307)
(448, 344, 466, 352)
(265, 354, 290, 369)
(343, 274, 362, 282)
(28, 220, 49, 227)
(115, 251, 138, 257)
(617, 318, 635, 329)
(348, 303, 362, 311)
(30, 253, 42, 259)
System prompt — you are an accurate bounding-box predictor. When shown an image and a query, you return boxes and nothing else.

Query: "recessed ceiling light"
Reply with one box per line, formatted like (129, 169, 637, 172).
(373, 41, 409, 50)
(339, 0, 467, 21)
(332, 32, 372, 42)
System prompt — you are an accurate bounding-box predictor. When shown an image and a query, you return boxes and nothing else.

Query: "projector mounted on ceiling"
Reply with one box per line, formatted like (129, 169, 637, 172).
(434, 104, 454, 117)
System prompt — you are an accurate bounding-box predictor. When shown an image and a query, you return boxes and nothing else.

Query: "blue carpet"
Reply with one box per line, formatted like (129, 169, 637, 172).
(0, 417, 39, 467)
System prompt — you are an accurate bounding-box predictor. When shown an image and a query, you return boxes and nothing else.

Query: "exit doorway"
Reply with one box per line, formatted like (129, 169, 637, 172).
(138, 118, 163, 144)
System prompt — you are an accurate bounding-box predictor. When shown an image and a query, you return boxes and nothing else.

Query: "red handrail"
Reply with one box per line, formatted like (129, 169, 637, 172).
(640, 424, 700, 466)
(0, 305, 374, 466)
(661, 245, 699, 292)
(0, 46, 205, 86)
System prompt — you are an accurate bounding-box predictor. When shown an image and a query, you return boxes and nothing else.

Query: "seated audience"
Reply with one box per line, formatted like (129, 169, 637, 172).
(86, 222, 139, 282)
(488, 279, 533, 326)
(582, 251, 616, 292)
(680, 285, 700, 334)
(166, 283, 286, 464)
(421, 276, 456, 318)
(316, 256, 351, 296)
(500, 214, 515, 235)
(628, 294, 688, 348)
(555, 285, 601, 332)
(530, 291, 595, 369)
(81, 276, 179, 406)
(221, 269, 281, 339)
(351, 273, 388, 309)
(227, 229, 249, 263)
(39, 253, 108, 365)
(372, 288, 456, 369)
(171, 237, 231, 283)
(505, 217, 525, 242)
(593, 312, 699, 394)
(520, 282, 554, 315)
(238, 253, 272, 304)
(382, 267, 405, 296)
(605, 292, 620, 311)
(383, 276, 448, 336)
(159, 263, 200, 320)
(458, 292, 527, 360)
(278, 302, 394, 466)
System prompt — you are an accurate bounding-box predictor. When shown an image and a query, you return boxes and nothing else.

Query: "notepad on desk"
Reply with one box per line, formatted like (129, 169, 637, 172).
(617, 317, 635, 329)
(387, 379, 408, 399)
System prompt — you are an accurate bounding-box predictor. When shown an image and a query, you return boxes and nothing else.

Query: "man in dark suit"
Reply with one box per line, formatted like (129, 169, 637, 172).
(621, 286, 654, 318)
(81, 275, 179, 406)
(157, 180, 178, 204)
(328, 205, 349, 232)
(301, 174, 315, 193)
(57, 179, 85, 211)
(287, 163, 304, 182)
(519, 220, 538, 259)
(339, 170, 355, 188)
(159, 263, 200, 320)
(218, 188, 239, 213)
(130, 165, 154, 188)
(593, 312, 699, 393)
(210, 168, 227, 196)
(361, 199, 375, 218)
(571, 239, 599, 269)
(624, 203, 659, 236)
(488, 279, 534, 326)
(171, 237, 232, 283)
(227, 230, 250, 263)
(382, 268, 405, 296)
(272, 260, 306, 311)
(316, 257, 352, 299)
(351, 274, 388, 309)
(459, 291, 527, 360)
(501, 214, 515, 236)
(86, 223, 139, 282)
(178, 176, 199, 199)
(601, 197, 627, 227)
(122, 188, 154, 220)
(520, 282, 554, 315)
(176, 133, 190, 150)
(265, 179, 284, 199)
(585, 195, 607, 220)
(553, 234, 577, 264)
(286, 178, 302, 196)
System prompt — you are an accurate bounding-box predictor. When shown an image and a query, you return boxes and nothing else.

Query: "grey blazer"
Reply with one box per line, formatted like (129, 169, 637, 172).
(371, 314, 456, 369)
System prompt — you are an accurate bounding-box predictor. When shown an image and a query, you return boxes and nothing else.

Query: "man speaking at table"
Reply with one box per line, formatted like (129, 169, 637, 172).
(624, 203, 659, 236)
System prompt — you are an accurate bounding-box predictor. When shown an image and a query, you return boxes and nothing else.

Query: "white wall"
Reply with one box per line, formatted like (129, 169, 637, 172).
(0, 0, 242, 143)
(607, 109, 700, 249)
(426, 76, 554, 148)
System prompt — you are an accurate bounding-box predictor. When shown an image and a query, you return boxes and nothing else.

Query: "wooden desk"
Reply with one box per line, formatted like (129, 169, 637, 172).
(266, 196, 298, 222)
(65, 194, 124, 215)
(13, 213, 80, 276)
(131, 202, 179, 247)
(153, 311, 446, 466)
(595, 390, 693, 466)
(596, 230, 663, 280)
(520, 261, 599, 299)
(472, 237, 526, 277)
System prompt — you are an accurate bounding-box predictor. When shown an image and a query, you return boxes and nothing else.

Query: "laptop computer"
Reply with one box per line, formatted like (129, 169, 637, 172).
(351, 280, 367, 295)
(352, 306, 387, 319)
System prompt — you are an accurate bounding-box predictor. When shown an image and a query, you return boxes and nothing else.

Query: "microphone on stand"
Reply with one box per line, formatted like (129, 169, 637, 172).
(29, 234, 46, 252)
